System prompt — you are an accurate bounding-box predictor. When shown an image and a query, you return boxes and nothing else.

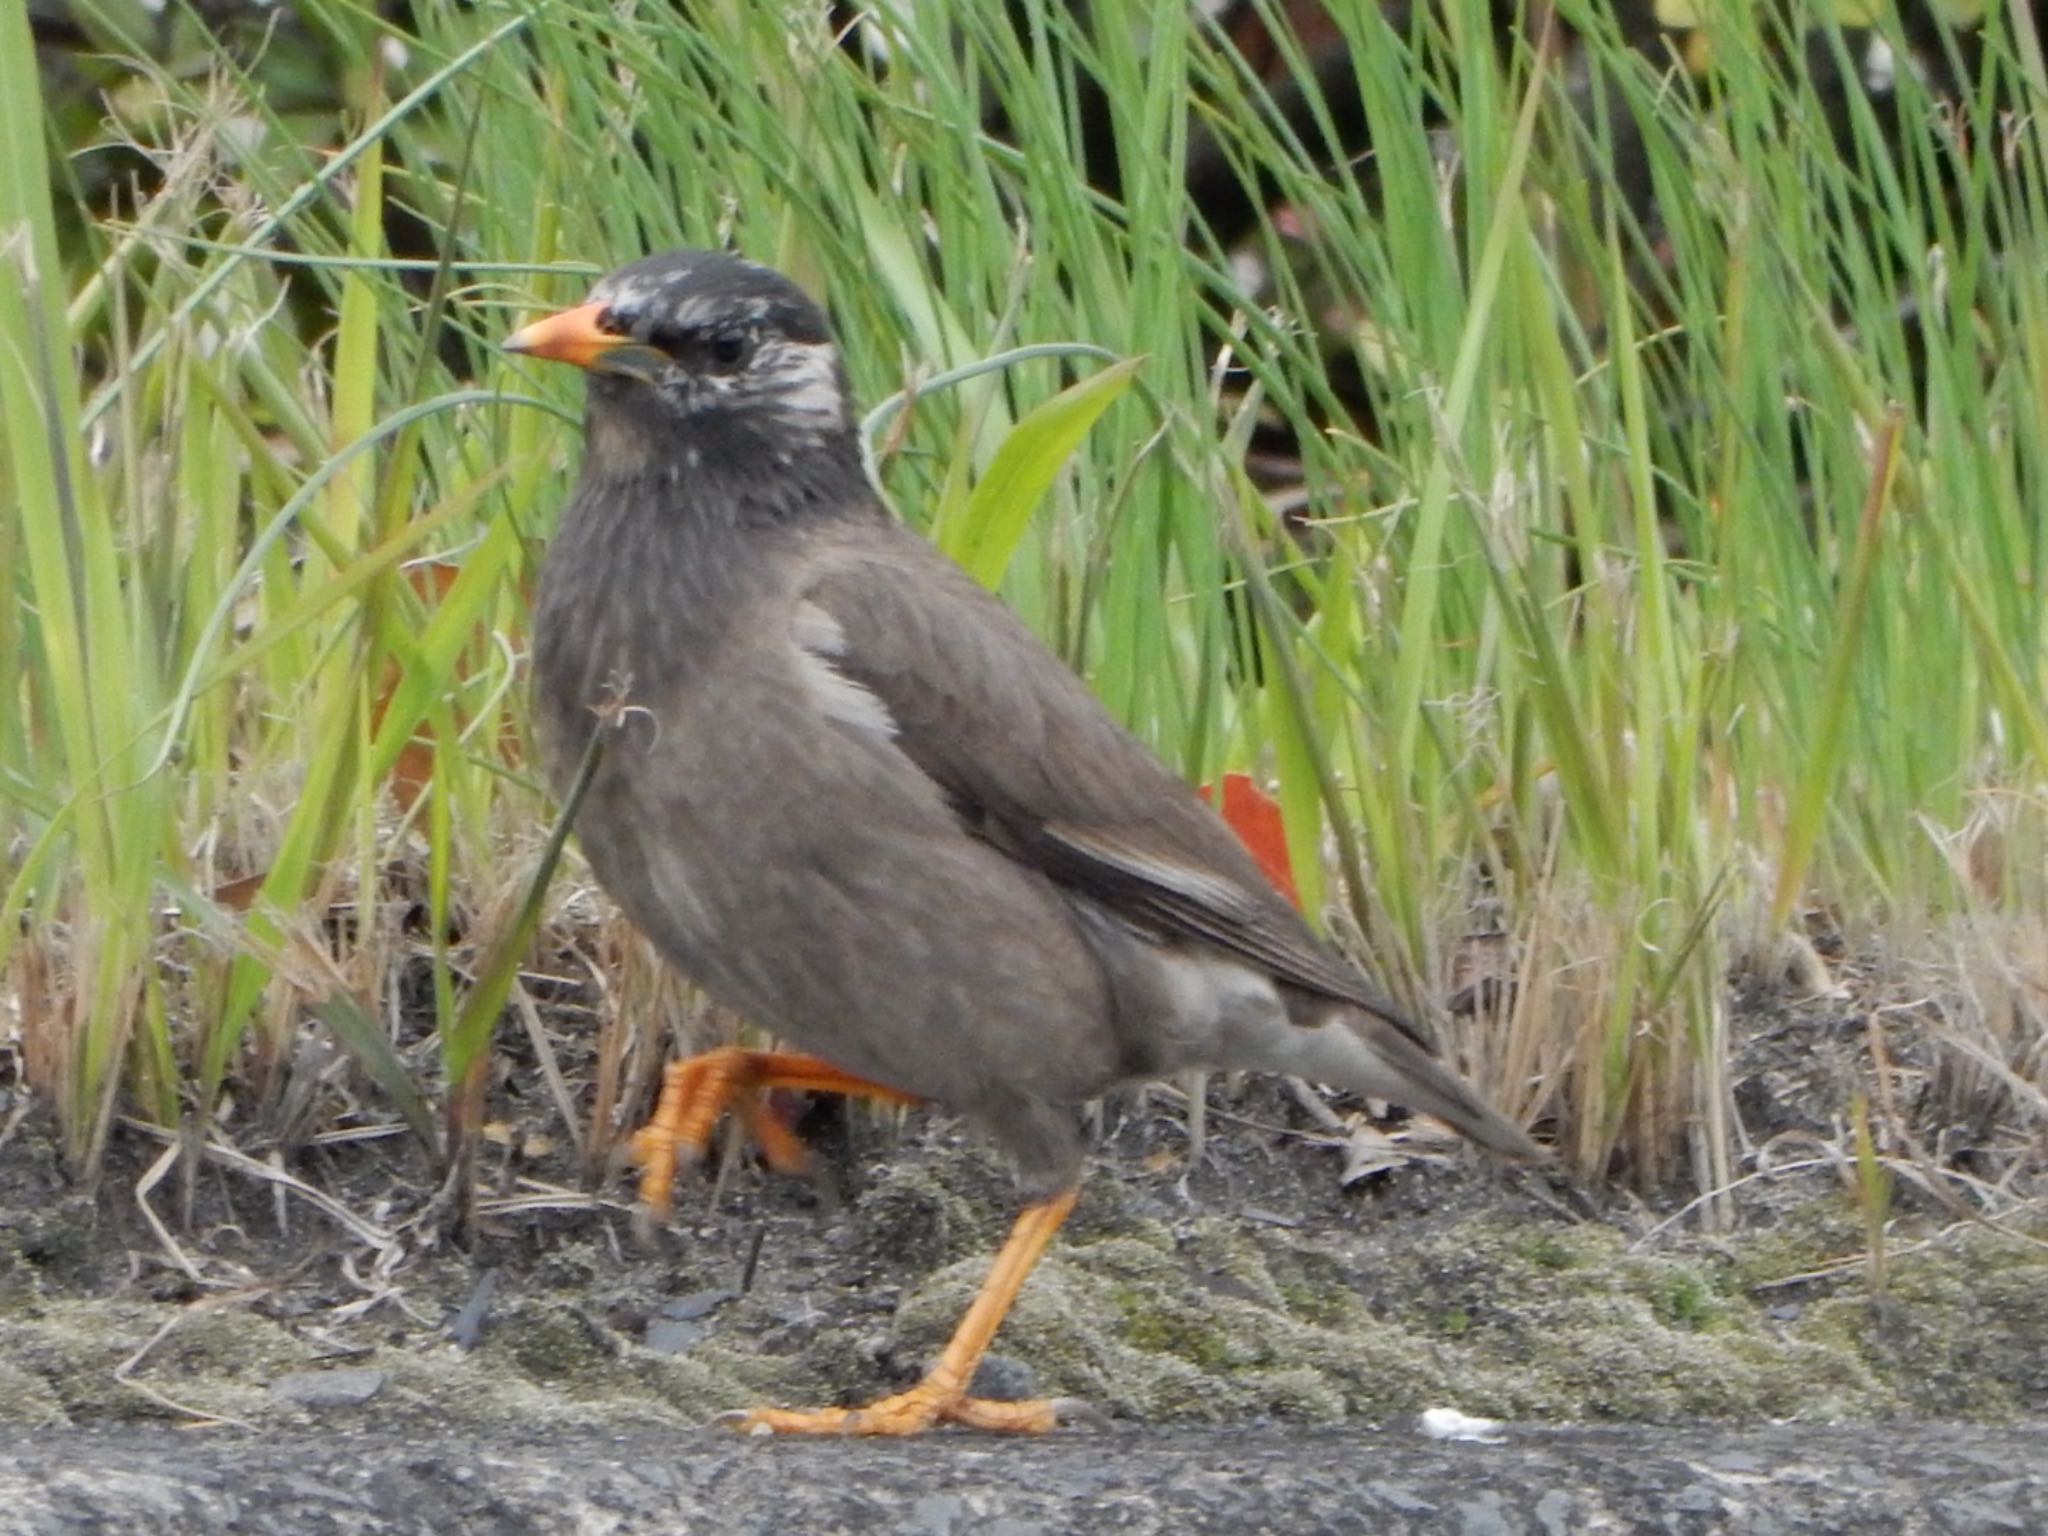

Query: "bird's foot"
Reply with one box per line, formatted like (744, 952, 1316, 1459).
(630, 1048, 920, 1218)
(714, 1190, 1091, 1437)
(717, 1384, 1096, 1436)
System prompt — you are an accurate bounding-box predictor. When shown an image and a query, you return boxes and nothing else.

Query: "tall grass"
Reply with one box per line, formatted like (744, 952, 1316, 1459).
(6, 0, 2045, 1213)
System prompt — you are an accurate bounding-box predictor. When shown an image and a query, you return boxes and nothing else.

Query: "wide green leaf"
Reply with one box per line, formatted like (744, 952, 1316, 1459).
(941, 357, 1143, 590)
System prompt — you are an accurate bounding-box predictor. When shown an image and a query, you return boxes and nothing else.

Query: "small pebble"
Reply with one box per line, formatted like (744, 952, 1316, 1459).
(967, 1354, 1037, 1403)
(1419, 1406, 1506, 1444)
(661, 1288, 737, 1321)
(645, 1318, 707, 1355)
(271, 1368, 387, 1410)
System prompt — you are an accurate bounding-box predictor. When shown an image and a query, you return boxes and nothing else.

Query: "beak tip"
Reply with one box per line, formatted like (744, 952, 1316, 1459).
(499, 302, 615, 369)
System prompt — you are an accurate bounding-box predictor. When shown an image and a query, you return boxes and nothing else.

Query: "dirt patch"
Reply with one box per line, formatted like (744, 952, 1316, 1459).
(2, 982, 2045, 1438)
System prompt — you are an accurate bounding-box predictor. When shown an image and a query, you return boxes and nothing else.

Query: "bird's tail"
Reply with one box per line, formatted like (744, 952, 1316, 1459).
(1276, 1005, 1544, 1161)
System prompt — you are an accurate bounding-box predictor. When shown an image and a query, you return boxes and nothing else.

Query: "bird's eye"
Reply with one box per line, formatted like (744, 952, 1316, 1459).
(707, 332, 750, 368)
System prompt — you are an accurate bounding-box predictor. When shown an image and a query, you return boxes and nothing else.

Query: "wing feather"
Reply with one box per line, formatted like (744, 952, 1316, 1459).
(796, 519, 1423, 1043)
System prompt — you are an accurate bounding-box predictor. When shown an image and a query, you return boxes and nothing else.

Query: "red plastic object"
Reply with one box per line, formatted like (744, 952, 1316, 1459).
(1199, 772, 1300, 907)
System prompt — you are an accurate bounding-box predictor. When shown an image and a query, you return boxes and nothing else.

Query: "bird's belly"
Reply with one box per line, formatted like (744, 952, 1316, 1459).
(1119, 946, 1290, 1072)
(572, 736, 1127, 1113)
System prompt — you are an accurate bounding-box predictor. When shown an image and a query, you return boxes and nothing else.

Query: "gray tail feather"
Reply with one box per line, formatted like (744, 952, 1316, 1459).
(1362, 1016, 1544, 1160)
(1273, 1006, 1545, 1161)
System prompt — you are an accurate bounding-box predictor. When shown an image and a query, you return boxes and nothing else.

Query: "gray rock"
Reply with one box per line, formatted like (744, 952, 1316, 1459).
(1, 1422, 2043, 1535)
(268, 1369, 386, 1410)
(661, 1288, 737, 1321)
(643, 1318, 707, 1355)
(966, 1353, 1037, 1402)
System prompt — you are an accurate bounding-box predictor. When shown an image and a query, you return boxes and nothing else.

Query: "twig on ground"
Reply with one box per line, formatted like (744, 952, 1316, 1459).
(1631, 1157, 1841, 1249)
(112, 1305, 259, 1431)
(512, 977, 585, 1157)
(132, 1139, 204, 1283)
(120, 1116, 399, 1249)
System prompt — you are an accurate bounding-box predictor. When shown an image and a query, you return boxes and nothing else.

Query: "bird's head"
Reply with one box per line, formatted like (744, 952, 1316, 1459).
(505, 250, 853, 465)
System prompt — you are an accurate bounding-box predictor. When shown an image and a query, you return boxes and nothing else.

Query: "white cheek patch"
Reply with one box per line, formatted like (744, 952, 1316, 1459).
(655, 369, 740, 417)
(758, 340, 845, 424)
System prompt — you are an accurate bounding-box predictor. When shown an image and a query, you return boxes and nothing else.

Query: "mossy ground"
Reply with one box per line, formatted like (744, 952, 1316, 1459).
(3, 1050, 2044, 1434)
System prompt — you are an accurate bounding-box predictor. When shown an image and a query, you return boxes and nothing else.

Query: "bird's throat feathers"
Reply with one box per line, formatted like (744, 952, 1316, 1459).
(576, 320, 855, 483)
(535, 409, 873, 727)
(580, 378, 866, 530)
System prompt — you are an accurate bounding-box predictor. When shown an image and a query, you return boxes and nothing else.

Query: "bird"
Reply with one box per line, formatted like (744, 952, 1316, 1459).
(503, 249, 1541, 1436)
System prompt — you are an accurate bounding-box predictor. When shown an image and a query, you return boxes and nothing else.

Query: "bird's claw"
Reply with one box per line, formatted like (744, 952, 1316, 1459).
(709, 1388, 1102, 1437)
(1045, 1395, 1113, 1431)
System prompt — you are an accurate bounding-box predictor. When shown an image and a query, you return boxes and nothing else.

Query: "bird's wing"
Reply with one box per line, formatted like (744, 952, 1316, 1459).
(795, 519, 1423, 1038)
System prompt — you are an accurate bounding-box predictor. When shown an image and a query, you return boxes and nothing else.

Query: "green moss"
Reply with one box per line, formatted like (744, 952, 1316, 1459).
(1178, 1218, 1291, 1311)
(453, 1200, 2044, 1428)
(480, 1300, 619, 1390)
(1116, 1296, 1237, 1371)
(864, 1169, 1003, 1267)
(1721, 1205, 1868, 1290)
(2, 1172, 2039, 1434)
(0, 1347, 70, 1426)
(1780, 1234, 2048, 1420)
(857, 1201, 2048, 1425)
(882, 1231, 1458, 1423)
(372, 1349, 693, 1433)
(0, 1300, 317, 1426)
(1516, 1229, 1595, 1272)
(1650, 1271, 1714, 1329)
(1616, 1256, 1744, 1332)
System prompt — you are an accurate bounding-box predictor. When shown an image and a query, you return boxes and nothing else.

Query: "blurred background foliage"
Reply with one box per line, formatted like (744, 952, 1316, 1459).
(5, 0, 2045, 1223)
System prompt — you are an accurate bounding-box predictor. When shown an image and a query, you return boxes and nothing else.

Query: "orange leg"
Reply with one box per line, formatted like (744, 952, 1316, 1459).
(723, 1185, 1081, 1436)
(630, 1047, 920, 1217)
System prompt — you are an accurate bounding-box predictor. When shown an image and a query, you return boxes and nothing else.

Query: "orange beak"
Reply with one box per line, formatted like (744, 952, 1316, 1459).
(502, 301, 626, 369)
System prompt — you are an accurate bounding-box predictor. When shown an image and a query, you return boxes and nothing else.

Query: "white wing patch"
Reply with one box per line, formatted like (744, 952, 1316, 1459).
(791, 601, 897, 738)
